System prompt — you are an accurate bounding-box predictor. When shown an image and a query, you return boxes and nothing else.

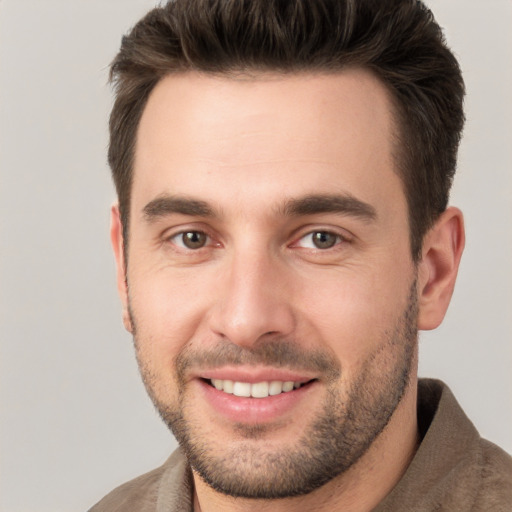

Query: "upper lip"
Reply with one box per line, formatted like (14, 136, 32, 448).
(196, 366, 317, 384)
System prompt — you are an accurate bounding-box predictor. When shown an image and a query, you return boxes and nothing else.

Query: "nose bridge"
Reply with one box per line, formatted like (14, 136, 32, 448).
(210, 242, 295, 346)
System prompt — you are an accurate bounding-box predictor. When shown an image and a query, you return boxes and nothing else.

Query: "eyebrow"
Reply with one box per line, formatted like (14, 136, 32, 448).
(143, 195, 216, 221)
(281, 194, 377, 221)
(142, 193, 377, 223)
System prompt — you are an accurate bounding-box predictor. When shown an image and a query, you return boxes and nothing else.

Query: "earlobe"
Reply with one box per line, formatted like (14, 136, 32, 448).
(110, 204, 133, 333)
(417, 207, 465, 331)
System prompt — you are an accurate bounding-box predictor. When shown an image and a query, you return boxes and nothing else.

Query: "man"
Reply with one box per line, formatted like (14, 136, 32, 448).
(90, 0, 512, 510)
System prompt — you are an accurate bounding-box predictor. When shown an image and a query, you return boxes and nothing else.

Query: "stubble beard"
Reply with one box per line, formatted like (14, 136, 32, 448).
(131, 281, 418, 499)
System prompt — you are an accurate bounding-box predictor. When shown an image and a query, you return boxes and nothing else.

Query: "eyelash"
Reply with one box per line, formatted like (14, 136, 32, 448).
(165, 230, 216, 251)
(164, 227, 349, 253)
(292, 230, 347, 250)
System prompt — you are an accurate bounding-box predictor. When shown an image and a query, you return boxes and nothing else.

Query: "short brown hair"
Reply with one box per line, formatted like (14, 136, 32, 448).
(109, 0, 464, 260)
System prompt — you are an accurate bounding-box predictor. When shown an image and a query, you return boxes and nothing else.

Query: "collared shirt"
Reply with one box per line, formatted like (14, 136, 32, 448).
(89, 379, 512, 511)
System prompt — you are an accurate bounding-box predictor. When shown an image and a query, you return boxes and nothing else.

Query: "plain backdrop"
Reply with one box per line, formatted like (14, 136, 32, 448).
(0, 1, 510, 511)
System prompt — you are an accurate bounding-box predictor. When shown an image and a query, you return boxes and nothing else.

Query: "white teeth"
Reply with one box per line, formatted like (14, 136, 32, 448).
(211, 379, 302, 398)
(233, 381, 251, 397)
(212, 378, 223, 390)
(269, 381, 284, 396)
(223, 380, 234, 394)
(251, 381, 269, 398)
(282, 381, 294, 392)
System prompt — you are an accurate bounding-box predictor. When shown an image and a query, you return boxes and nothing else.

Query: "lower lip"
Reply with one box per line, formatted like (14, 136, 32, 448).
(198, 379, 316, 424)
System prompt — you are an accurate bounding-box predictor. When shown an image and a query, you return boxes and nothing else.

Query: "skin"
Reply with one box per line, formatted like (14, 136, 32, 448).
(111, 69, 465, 512)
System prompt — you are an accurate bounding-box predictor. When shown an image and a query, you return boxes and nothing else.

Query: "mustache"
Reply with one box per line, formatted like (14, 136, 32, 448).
(175, 339, 341, 382)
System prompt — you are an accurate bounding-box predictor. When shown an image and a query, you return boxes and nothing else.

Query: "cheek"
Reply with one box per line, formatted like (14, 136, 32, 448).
(297, 267, 412, 363)
(128, 268, 213, 363)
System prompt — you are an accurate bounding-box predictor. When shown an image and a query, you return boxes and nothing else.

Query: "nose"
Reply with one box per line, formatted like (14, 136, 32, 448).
(208, 249, 295, 348)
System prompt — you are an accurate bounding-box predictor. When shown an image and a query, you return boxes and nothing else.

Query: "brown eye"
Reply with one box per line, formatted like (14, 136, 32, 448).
(177, 231, 208, 249)
(295, 230, 342, 250)
(311, 231, 339, 249)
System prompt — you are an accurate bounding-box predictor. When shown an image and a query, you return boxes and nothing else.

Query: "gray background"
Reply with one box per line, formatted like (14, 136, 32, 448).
(0, 1, 510, 511)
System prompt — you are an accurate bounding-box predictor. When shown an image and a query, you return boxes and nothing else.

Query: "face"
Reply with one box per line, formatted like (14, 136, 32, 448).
(115, 70, 420, 498)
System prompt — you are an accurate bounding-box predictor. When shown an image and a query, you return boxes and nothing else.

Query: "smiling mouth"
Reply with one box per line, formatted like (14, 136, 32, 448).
(206, 379, 315, 398)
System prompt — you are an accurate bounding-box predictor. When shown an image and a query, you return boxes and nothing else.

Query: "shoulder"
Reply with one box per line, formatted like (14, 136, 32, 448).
(473, 439, 512, 510)
(88, 465, 165, 512)
(376, 380, 511, 511)
(88, 450, 187, 512)
(420, 379, 512, 510)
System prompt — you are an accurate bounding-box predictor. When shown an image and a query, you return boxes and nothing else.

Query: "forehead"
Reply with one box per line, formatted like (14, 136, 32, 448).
(133, 69, 404, 219)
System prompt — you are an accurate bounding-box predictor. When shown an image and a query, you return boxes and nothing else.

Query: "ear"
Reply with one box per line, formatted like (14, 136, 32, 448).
(417, 207, 465, 331)
(110, 204, 133, 333)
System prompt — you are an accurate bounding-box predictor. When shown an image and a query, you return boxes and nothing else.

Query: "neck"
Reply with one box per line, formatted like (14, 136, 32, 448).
(193, 377, 419, 512)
